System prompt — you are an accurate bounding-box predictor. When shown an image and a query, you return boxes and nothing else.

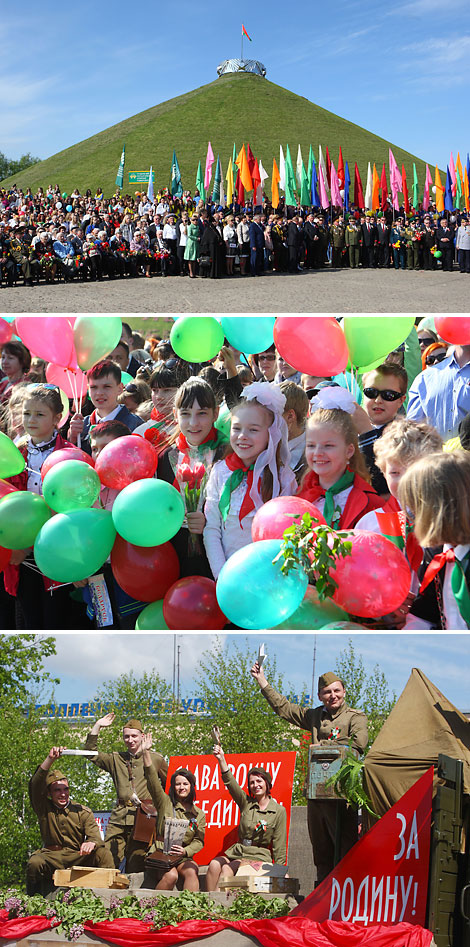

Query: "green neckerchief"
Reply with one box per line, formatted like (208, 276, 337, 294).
(323, 469, 355, 526)
(218, 464, 254, 522)
(451, 552, 470, 627)
(195, 429, 228, 457)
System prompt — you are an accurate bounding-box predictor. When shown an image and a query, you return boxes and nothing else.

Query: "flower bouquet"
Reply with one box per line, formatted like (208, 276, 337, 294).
(175, 460, 206, 557)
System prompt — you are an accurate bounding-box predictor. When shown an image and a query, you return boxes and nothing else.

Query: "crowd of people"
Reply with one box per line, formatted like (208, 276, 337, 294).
(2, 182, 470, 287)
(0, 317, 469, 635)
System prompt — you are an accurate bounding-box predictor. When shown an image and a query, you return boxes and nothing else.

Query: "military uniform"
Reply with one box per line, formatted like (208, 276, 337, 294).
(261, 682, 368, 884)
(144, 763, 206, 859)
(220, 769, 287, 864)
(405, 223, 422, 270)
(27, 766, 113, 895)
(329, 220, 346, 268)
(345, 222, 362, 268)
(84, 730, 168, 870)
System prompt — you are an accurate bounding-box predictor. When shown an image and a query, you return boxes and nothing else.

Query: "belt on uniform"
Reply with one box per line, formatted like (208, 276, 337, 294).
(44, 844, 64, 851)
(118, 799, 136, 807)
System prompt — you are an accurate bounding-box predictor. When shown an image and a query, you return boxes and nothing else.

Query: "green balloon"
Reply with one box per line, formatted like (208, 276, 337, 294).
(0, 432, 26, 478)
(0, 493, 51, 549)
(343, 316, 415, 370)
(433, 250, 442, 259)
(135, 599, 169, 630)
(170, 316, 224, 363)
(270, 586, 348, 630)
(214, 403, 231, 440)
(42, 460, 101, 513)
(74, 316, 123, 371)
(121, 371, 133, 386)
(34, 509, 116, 583)
(112, 479, 185, 547)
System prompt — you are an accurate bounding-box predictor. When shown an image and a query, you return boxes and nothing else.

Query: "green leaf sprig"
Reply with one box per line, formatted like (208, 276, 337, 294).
(324, 750, 378, 817)
(273, 513, 352, 600)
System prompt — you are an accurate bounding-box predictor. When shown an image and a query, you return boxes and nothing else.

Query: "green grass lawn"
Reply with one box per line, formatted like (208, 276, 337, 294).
(126, 316, 174, 340)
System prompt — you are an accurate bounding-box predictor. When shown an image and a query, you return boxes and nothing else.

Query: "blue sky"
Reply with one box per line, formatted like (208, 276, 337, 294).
(1, 1, 468, 171)
(37, 633, 470, 713)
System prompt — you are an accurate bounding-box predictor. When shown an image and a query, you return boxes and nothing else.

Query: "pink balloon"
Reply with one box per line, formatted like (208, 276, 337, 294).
(16, 317, 77, 368)
(0, 319, 13, 345)
(434, 317, 470, 345)
(252, 496, 326, 542)
(41, 448, 95, 480)
(46, 363, 88, 401)
(274, 317, 349, 376)
(95, 436, 158, 490)
(331, 530, 411, 618)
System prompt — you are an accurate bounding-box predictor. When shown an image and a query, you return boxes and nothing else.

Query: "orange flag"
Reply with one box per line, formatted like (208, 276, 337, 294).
(272, 158, 280, 208)
(435, 165, 445, 212)
(372, 163, 380, 211)
(456, 152, 464, 192)
(236, 144, 253, 192)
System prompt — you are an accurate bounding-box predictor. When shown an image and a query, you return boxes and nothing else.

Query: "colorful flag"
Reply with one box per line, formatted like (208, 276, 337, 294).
(196, 160, 205, 201)
(389, 148, 402, 211)
(372, 163, 380, 212)
(170, 150, 182, 198)
(344, 161, 351, 211)
(279, 146, 286, 191)
(252, 157, 261, 206)
(226, 157, 234, 207)
(456, 152, 464, 192)
(402, 164, 410, 215)
(272, 158, 280, 209)
(375, 511, 405, 551)
(300, 160, 310, 205)
(444, 166, 453, 212)
(337, 146, 345, 189)
(311, 154, 320, 207)
(257, 159, 269, 206)
(330, 161, 342, 207)
(449, 152, 457, 197)
(236, 143, 253, 191)
(354, 162, 364, 209)
(235, 168, 244, 207)
(318, 146, 330, 199)
(318, 162, 329, 210)
(325, 146, 332, 187)
(219, 157, 225, 206)
(455, 169, 462, 210)
(115, 144, 125, 189)
(435, 165, 445, 213)
(412, 163, 419, 209)
(246, 143, 256, 176)
(147, 165, 154, 203)
(464, 166, 470, 211)
(212, 155, 221, 203)
(380, 163, 388, 210)
(364, 162, 372, 210)
(284, 143, 297, 206)
(204, 141, 215, 191)
(422, 164, 432, 211)
(242, 24, 252, 40)
(296, 144, 303, 188)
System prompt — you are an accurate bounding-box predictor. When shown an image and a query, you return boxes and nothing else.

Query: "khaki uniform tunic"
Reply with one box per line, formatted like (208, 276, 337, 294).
(144, 763, 206, 859)
(221, 769, 287, 864)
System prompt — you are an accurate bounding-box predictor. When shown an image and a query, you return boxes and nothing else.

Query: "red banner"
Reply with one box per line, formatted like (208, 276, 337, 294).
(166, 752, 297, 865)
(291, 767, 433, 927)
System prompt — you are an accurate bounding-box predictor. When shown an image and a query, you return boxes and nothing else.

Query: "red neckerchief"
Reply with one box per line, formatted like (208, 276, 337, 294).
(151, 407, 168, 423)
(176, 427, 218, 452)
(419, 549, 455, 594)
(225, 452, 256, 524)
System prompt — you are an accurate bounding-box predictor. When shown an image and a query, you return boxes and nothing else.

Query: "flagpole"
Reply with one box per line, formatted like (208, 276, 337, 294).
(241, 31, 243, 61)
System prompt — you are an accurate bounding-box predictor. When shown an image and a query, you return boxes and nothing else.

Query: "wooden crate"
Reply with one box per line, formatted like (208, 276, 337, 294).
(53, 866, 129, 889)
(219, 864, 299, 895)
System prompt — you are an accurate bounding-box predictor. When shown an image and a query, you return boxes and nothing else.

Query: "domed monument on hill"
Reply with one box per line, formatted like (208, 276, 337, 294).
(217, 59, 266, 77)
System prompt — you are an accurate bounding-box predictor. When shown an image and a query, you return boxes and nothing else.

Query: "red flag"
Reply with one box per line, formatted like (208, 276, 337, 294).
(380, 163, 388, 210)
(246, 143, 256, 176)
(235, 168, 244, 206)
(326, 147, 332, 187)
(252, 157, 261, 202)
(291, 767, 433, 927)
(337, 147, 345, 189)
(402, 164, 410, 215)
(354, 162, 364, 209)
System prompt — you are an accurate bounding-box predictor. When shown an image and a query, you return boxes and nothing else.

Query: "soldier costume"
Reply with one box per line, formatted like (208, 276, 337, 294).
(345, 219, 362, 268)
(27, 765, 113, 895)
(144, 763, 206, 859)
(220, 768, 287, 864)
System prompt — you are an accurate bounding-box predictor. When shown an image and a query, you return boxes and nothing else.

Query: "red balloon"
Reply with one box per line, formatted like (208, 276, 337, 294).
(331, 530, 411, 618)
(111, 534, 180, 602)
(252, 496, 326, 542)
(0, 545, 12, 572)
(0, 479, 18, 499)
(434, 316, 470, 345)
(163, 577, 227, 630)
(0, 319, 13, 345)
(41, 448, 95, 480)
(95, 436, 157, 490)
(274, 317, 349, 376)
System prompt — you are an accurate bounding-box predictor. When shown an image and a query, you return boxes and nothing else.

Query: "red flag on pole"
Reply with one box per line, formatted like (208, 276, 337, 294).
(402, 164, 410, 215)
(326, 147, 332, 187)
(354, 162, 365, 209)
(246, 143, 256, 176)
(337, 147, 345, 189)
(236, 168, 244, 206)
(380, 163, 388, 210)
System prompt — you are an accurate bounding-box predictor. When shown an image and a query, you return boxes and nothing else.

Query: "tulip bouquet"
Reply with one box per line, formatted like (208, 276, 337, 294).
(175, 460, 207, 557)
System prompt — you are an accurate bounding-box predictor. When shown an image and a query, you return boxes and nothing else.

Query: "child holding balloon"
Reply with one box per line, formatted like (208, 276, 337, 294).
(297, 389, 385, 529)
(203, 383, 297, 579)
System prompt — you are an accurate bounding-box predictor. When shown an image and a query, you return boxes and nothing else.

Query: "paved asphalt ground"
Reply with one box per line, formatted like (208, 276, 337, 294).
(2, 266, 469, 314)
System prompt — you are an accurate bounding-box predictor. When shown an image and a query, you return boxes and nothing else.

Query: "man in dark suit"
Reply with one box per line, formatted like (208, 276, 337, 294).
(436, 217, 454, 272)
(249, 214, 265, 276)
(360, 215, 377, 268)
(376, 218, 390, 268)
(304, 213, 317, 269)
(287, 216, 302, 273)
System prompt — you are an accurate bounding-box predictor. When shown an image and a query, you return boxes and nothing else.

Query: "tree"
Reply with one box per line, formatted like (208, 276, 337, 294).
(0, 152, 39, 181)
(334, 639, 396, 748)
(0, 635, 59, 705)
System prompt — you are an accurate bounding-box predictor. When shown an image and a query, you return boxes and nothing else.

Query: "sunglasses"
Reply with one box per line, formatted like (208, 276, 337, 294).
(363, 387, 403, 402)
(426, 352, 447, 365)
(419, 337, 435, 348)
(258, 353, 276, 361)
(305, 387, 320, 398)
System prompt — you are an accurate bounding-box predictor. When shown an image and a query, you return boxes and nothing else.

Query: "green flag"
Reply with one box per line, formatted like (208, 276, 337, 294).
(300, 160, 310, 205)
(285, 144, 297, 206)
(171, 149, 183, 197)
(196, 160, 206, 201)
(307, 145, 314, 194)
(212, 155, 221, 203)
(115, 144, 125, 189)
(412, 163, 419, 209)
(456, 171, 462, 210)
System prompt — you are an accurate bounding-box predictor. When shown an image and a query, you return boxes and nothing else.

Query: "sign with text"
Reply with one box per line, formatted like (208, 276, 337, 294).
(291, 767, 433, 927)
(129, 171, 155, 183)
(166, 752, 297, 866)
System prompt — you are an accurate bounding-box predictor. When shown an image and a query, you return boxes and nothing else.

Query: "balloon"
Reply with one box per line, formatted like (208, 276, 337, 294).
(433, 250, 442, 259)
(42, 460, 101, 513)
(16, 317, 77, 369)
(342, 316, 415, 370)
(66, 205, 73, 212)
(112, 479, 185, 546)
(0, 479, 18, 499)
(41, 448, 95, 480)
(73, 316, 122, 371)
(0, 432, 25, 478)
(220, 317, 276, 354)
(216, 539, 308, 630)
(435, 316, 470, 345)
(0, 319, 13, 345)
(121, 371, 134, 386)
(214, 403, 231, 439)
(95, 436, 157, 490)
(331, 530, 411, 618)
(332, 372, 362, 403)
(252, 496, 326, 542)
(135, 599, 169, 630)
(269, 586, 348, 629)
(321, 621, 368, 629)
(57, 388, 70, 428)
(34, 509, 116, 583)
(46, 363, 88, 401)
(273, 317, 349, 376)
(111, 535, 180, 602)
(163, 577, 227, 630)
(0, 493, 51, 549)
(170, 316, 224, 363)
